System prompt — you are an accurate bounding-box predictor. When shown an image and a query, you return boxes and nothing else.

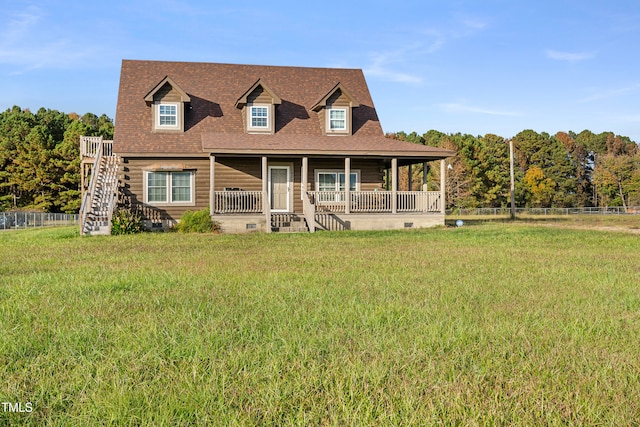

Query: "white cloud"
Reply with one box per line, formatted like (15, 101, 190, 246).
(459, 16, 490, 32)
(0, 5, 107, 72)
(580, 83, 640, 102)
(364, 46, 425, 84)
(363, 13, 489, 85)
(440, 102, 522, 117)
(364, 53, 422, 84)
(545, 50, 596, 62)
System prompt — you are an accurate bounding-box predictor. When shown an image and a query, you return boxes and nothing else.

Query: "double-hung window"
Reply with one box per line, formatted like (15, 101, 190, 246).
(250, 106, 269, 129)
(146, 171, 193, 204)
(328, 108, 347, 131)
(316, 170, 358, 202)
(157, 103, 178, 128)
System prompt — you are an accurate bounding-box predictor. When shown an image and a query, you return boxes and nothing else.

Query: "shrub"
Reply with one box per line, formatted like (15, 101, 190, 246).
(111, 208, 143, 235)
(175, 207, 220, 233)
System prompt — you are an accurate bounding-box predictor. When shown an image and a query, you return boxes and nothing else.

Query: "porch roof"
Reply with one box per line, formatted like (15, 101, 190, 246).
(201, 133, 455, 160)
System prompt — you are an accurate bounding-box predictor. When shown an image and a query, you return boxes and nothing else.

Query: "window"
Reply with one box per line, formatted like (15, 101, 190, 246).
(328, 108, 347, 131)
(157, 103, 178, 128)
(250, 106, 269, 128)
(146, 171, 193, 204)
(316, 170, 359, 202)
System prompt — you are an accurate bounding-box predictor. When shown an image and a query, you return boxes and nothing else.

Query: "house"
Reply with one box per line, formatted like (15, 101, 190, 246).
(81, 59, 454, 234)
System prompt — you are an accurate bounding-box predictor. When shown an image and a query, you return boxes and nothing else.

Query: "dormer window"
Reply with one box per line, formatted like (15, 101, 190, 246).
(328, 108, 347, 131)
(236, 79, 281, 134)
(311, 83, 360, 136)
(144, 76, 191, 133)
(250, 105, 269, 129)
(158, 103, 178, 128)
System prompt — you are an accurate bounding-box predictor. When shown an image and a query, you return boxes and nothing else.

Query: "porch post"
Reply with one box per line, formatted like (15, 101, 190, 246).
(440, 159, 446, 214)
(408, 164, 412, 191)
(344, 157, 351, 214)
(422, 162, 429, 191)
(214, 156, 216, 215)
(301, 157, 308, 200)
(391, 157, 398, 214)
(262, 156, 271, 233)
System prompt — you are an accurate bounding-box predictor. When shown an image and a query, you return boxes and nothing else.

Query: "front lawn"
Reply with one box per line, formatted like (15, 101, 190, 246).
(1, 223, 639, 425)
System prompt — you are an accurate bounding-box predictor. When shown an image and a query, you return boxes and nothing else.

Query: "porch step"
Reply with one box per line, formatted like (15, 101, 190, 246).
(271, 213, 309, 233)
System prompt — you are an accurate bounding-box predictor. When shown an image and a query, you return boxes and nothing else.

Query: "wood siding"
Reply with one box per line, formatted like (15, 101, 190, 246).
(215, 158, 262, 191)
(121, 156, 385, 221)
(214, 157, 384, 213)
(153, 83, 182, 102)
(121, 157, 210, 222)
(247, 86, 272, 104)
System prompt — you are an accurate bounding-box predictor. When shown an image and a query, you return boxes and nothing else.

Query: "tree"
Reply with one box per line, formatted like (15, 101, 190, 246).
(592, 153, 640, 209)
(524, 166, 556, 207)
(0, 106, 114, 213)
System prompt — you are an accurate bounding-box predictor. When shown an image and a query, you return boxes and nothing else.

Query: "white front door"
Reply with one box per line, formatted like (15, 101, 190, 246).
(269, 166, 291, 212)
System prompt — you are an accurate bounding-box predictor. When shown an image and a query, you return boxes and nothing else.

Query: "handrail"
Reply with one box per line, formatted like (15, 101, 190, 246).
(104, 156, 120, 233)
(302, 191, 316, 232)
(79, 137, 104, 234)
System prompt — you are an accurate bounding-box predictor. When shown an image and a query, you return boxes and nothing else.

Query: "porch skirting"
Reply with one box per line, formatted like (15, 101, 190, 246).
(316, 212, 445, 231)
(212, 212, 444, 234)
(212, 214, 268, 234)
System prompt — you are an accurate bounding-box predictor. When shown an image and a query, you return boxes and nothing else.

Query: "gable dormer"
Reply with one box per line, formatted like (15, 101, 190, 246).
(311, 83, 360, 136)
(144, 76, 191, 132)
(235, 79, 281, 134)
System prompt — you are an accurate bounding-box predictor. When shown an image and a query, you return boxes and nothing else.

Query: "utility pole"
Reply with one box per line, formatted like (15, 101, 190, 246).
(508, 138, 516, 219)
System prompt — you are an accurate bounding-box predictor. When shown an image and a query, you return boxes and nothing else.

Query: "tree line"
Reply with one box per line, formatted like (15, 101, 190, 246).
(0, 106, 113, 213)
(1, 104, 638, 212)
(387, 129, 640, 210)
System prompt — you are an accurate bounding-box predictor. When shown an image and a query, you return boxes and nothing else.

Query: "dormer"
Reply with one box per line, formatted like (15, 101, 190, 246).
(311, 83, 360, 136)
(144, 76, 191, 132)
(235, 79, 281, 134)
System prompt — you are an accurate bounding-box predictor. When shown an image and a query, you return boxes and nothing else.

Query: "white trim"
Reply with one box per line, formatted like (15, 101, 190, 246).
(144, 170, 195, 206)
(315, 169, 360, 203)
(315, 169, 360, 192)
(156, 102, 180, 129)
(327, 107, 347, 132)
(268, 165, 292, 212)
(248, 104, 270, 131)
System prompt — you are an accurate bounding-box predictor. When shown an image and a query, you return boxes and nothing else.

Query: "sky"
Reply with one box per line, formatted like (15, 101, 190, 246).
(1, 0, 640, 142)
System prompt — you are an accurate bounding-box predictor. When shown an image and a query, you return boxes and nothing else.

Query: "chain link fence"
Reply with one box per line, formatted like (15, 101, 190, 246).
(448, 207, 640, 216)
(0, 212, 79, 230)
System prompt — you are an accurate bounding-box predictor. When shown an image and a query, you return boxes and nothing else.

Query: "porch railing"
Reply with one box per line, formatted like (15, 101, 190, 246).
(397, 191, 441, 212)
(81, 137, 113, 158)
(213, 191, 263, 214)
(211, 190, 441, 214)
(307, 191, 441, 213)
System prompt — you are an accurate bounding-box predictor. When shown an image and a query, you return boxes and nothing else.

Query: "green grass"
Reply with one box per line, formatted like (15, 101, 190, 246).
(1, 221, 640, 425)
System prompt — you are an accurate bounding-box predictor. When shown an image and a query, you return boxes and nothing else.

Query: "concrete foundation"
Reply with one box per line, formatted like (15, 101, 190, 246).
(213, 213, 444, 234)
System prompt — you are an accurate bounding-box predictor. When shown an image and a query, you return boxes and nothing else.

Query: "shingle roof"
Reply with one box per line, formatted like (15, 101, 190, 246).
(201, 133, 454, 159)
(114, 60, 454, 159)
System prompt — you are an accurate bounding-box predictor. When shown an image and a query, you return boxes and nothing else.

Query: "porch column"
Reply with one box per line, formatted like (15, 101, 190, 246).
(391, 157, 397, 214)
(440, 159, 446, 214)
(262, 156, 271, 233)
(422, 162, 429, 191)
(301, 156, 308, 200)
(214, 156, 216, 215)
(408, 164, 412, 191)
(344, 157, 351, 214)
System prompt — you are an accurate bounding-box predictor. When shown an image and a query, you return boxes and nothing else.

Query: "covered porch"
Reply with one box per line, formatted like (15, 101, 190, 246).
(209, 155, 448, 233)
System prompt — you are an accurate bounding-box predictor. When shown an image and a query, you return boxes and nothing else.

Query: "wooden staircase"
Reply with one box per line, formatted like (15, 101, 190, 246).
(80, 137, 119, 235)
